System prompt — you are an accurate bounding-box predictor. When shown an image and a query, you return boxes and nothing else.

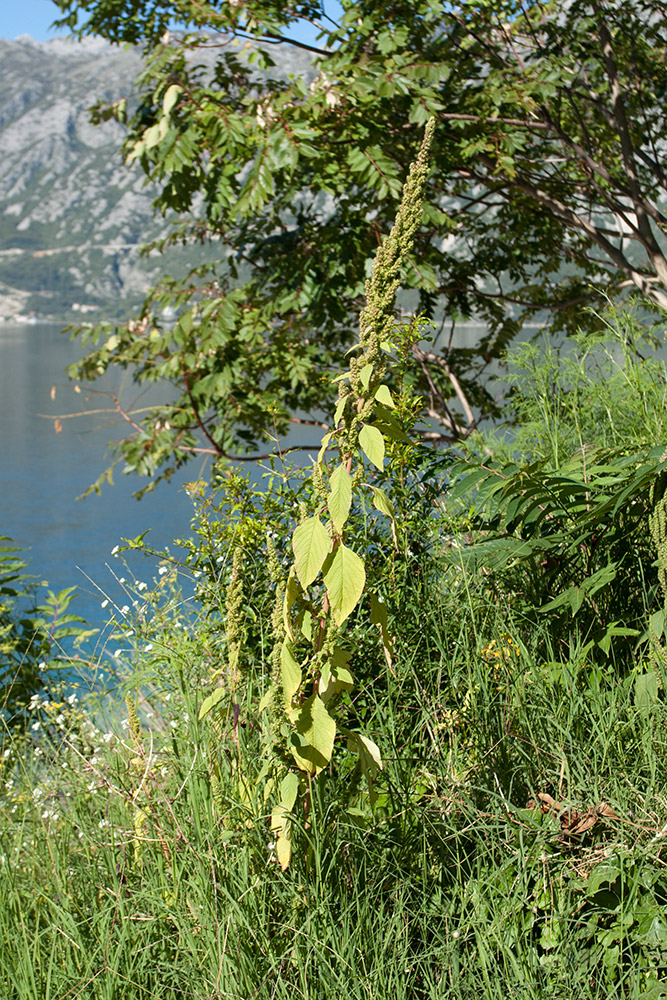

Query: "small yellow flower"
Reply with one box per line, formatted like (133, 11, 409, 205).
(481, 633, 520, 664)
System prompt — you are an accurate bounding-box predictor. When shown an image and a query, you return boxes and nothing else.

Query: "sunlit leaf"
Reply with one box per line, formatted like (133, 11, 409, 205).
(291, 694, 336, 775)
(292, 517, 331, 588)
(359, 424, 385, 470)
(328, 464, 352, 535)
(323, 543, 366, 625)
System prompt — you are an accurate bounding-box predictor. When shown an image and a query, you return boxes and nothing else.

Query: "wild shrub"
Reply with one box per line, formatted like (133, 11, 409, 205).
(445, 314, 667, 666)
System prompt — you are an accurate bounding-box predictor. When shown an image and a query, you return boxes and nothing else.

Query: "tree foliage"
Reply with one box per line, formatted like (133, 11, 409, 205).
(53, 0, 667, 488)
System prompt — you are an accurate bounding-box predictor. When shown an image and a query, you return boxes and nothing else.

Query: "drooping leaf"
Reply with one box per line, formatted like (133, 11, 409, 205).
(270, 804, 293, 870)
(292, 517, 332, 588)
(372, 486, 395, 518)
(359, 363, 373, 389)
(317, 432, 333, 465)
(280, 771, 299, 811)
(357, 733, 383, 771)
(282, 568, 301, 641)
(162, 83, 181, 115)
(359, 424, 385, 470)
(346, 730, 383, 802)
(280, 640, 302, 707)
(334, 394, 348, 426)
(323, 543, 366, 626)
(320, 653, 355, 703)
(290, 694, 337, 775)
(328, 464, 352, 535)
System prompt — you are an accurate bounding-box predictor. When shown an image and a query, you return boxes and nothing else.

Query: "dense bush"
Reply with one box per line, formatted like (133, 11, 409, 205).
(443, 309, 667, 668)
(0, 537, 91, 734)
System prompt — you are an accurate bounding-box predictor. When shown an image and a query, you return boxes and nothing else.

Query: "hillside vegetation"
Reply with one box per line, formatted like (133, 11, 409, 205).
(4, 1, 667, 995)
(4, 139, 667, 997)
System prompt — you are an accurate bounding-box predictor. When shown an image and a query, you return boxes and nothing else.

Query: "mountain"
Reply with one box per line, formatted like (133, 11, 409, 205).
(0, 34, 313, 324)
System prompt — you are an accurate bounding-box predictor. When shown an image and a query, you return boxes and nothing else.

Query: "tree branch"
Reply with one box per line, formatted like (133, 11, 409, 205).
(477, 155, 667, 309)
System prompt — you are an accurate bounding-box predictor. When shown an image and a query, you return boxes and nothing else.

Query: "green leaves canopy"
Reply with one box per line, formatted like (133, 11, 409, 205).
(55, 0, 667, 488)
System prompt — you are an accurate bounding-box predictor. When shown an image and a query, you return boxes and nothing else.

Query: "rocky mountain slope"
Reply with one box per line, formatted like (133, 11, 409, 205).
(0, 35, 163, 321)
(0, 34, 312, 324)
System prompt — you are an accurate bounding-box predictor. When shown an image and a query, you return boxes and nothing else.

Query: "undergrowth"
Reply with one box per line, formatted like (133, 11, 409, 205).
(3, 479, 667, 998)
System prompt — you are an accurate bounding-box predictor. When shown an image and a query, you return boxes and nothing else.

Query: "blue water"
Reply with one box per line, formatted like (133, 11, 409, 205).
(0, 322, 197, 632)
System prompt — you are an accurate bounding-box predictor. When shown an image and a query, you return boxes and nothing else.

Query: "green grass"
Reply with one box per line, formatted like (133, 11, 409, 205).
(2, 554, 667, 1000)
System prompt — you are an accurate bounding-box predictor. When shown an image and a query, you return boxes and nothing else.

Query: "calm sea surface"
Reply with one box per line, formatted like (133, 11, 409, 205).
(0, 322, 196, 630)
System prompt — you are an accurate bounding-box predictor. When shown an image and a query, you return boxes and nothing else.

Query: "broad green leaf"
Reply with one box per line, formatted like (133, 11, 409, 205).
(198, 686, 226, 720)
(323, 543, 366, 625)
(650, 609, 665, 641)
(359, 363, 373, 389)
(270, 804, 292, 870)
(346, 730, 383, 802)
(298, 609, 313, 641)
(372, 487, 395, 518)
(373, 409, 410, 442)
(317, 432, 333, 465)
(292, 516, 332, 588)
(282, 568, 301, 640)
(275, 829, 292, 870)
(586, 861, 622, 896)
(320, 656, 354, 703)
(331, 646, 353, 667)
(359, 424, 385, 470)
(291, 694, 336, 775)
(258, 686, 274, 713)
(357, 733, 383, 771)
(370, 592, 389, 629)
(334, 394, 348, 425)
(143, 123, 162, 150)
(328, 464, 352, 535)
(281, 640, 302, 706)
(374, 384, 395, 408)
(635, 669, 659, 718)
(280, 771, 299, 811)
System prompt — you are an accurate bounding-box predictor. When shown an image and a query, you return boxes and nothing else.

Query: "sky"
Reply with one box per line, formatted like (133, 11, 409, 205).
(0, 0, 65, 41)
(0, 0, 343, 45)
